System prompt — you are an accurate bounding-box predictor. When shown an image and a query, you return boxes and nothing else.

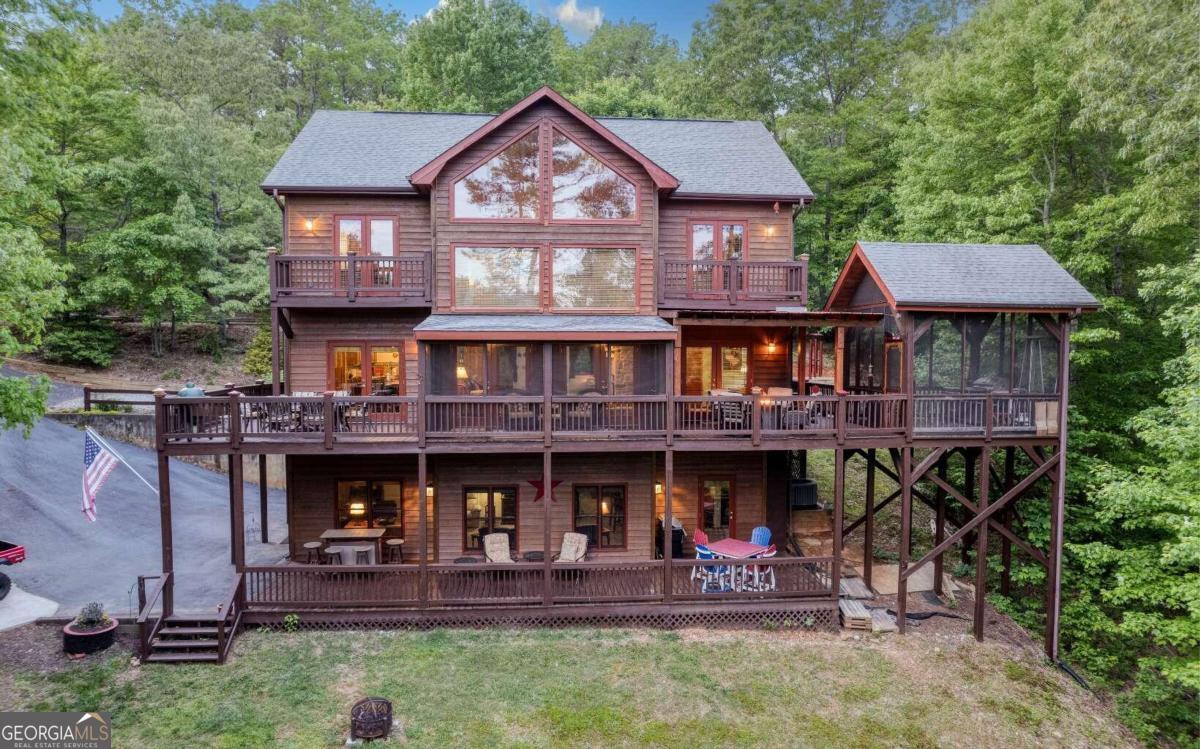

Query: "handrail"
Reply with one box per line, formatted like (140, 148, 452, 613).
(660, 257, 808, 307)
(271, 253, 432, 303)
(136, 572, 171, 661)
(215, 573, 244, 664)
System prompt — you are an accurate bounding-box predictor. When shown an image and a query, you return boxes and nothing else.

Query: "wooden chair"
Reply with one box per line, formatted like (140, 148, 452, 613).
(301, 541, 322, 564)
(483, 533, 517, 563)
(354, 547, 371, 565)
(320, 546, 342, 565)
(553, 532, 589, 563)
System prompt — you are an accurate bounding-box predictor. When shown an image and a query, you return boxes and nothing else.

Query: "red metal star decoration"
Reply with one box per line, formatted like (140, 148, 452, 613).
(528, 478, 563, 502)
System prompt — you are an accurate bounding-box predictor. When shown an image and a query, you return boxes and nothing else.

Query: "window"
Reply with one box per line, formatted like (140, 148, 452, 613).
(330, 343, 403, 395)
(429, 344, 543, 396)
(453, 130, 541, 219)
(336, 216, 395, 256)
(463, 486, 518, 551)
(453, 246, 541, 309)
(552, 344, 664, 395)
(573, 485, 626, 550)
(684, 345, 750, 394)
(451, 124, 639, 223)
(336, 480, 403, 532)
(689, 221, 747, 292)
(699, 478, 734, 540)
(552, 247, 637, 309)
(552, 131, 636, 219)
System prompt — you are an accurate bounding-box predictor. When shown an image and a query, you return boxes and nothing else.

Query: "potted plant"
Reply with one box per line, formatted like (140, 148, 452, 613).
(63, 602, 119, 655)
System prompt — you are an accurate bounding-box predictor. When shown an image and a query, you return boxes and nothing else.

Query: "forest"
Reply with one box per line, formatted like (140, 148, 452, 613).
(0, 0, 1195, 742)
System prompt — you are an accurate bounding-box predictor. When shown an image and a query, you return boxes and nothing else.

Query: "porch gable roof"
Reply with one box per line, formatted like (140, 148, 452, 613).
(413, 314, 679, 341)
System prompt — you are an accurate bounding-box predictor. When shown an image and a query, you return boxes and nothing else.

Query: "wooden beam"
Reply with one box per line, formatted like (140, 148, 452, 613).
(1000, 447, 1015, 596)
(230, 453, 245, 572)
(833, 448, 844, 601)
(258, 454, 269, 544)
(543, 448, 553, 607)
(156, 452, 174, 617)
(1048, 315, 1071, 661)
(863, 448, 875, 590)
(842, 488, 899, 537)
(974, 446, 990, 641)
(933, 455, 946, 595)
(923, 467, 1048, 567)
(417, 451, 428, 607)
(270, 306, 281, 396)
(897, 447, 912, 633)
(663, 449, 674, 602)
(902, 453, 1060, 581)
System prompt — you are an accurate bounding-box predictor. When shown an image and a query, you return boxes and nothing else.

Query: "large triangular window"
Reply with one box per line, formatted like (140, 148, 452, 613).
(453, 129, 541, 219)
(551, 130, 636, 219)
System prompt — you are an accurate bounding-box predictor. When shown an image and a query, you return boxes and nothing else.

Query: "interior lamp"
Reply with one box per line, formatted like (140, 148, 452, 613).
(456, 365, 469, 380)
(348, 502, 366, 517)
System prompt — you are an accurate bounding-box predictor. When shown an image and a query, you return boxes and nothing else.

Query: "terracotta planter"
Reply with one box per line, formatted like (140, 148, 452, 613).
(63, 618, 119, 655)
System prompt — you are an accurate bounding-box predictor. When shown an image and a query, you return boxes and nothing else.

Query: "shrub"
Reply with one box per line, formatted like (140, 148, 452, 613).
(73, 602, 111, 631)
(243, 325, 272, 378)
(41, 320, 121, 368)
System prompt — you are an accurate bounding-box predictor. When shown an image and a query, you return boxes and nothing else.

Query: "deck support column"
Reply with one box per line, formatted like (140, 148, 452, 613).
(663, 449, 673, 602)
(933, 454, 947, 596)
(543, 448, 553, 607)
(258, 454, 269, 543)
(863, 448, 875, 590)
(973, 446, 991, 641)
(1047, 314, 1072, 661)
(832, 448, 844, 600)
(1000, 446, 1015, 596)
(896, 447, 912, 633)
(156, 452, 174, 617)
(962, 449, 977, 566)
(418, 451, 428, 607)
(230, 453, 245, 572)
(270, 305, 281, 396)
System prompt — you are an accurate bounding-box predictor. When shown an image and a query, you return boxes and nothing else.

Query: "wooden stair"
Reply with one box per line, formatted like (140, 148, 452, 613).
(144, 616, 223, 664)
(791, 508, 835, 556)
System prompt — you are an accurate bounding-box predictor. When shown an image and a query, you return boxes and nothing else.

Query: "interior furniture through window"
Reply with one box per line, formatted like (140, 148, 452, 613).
(573, 485, 626, 549)
(336, 480, 403, 532)
(463, 486, 519, 551)
(330, 344, 403, 395)
(699, 477, 735, 540)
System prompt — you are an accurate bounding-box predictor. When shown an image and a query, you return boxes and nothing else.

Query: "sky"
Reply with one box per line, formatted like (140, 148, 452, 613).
(88, 0, 709, 45)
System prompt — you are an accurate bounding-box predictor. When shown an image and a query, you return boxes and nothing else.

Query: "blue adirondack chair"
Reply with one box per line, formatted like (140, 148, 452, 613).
(750, 526, 772, 546)
(694, 544, 729, 593)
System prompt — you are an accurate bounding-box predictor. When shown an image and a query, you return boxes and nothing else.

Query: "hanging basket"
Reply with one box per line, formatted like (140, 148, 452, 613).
(350, 697, 392, 740)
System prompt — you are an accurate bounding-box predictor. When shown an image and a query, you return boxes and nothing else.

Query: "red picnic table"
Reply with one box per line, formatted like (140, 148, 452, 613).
(705, 538, 769, 559)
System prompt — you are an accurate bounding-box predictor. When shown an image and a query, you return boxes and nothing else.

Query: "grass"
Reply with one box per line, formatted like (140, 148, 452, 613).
(4, 628, 1135, 749)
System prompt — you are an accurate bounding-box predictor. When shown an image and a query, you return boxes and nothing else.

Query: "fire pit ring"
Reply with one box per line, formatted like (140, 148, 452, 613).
(350, 697, 392, 740)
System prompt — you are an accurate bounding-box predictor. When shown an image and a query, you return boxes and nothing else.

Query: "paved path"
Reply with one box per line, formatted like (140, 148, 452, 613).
(0, 414, 288, 618)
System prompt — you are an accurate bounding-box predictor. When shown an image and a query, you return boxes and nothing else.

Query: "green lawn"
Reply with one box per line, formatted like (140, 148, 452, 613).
(6, 627, 1134, 749)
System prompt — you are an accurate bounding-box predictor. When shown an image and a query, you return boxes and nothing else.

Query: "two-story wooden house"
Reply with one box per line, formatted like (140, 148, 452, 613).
(140, 88, 1097, 664)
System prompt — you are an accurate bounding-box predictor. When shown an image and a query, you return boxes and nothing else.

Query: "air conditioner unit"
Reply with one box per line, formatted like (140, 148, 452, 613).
(789, 478, 819, 509)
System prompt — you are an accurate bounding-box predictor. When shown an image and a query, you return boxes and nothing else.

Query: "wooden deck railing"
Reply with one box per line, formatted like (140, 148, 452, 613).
(156, 390, 1058, 447)
(136, 572, 171, 661)
(270, 252, 432, 304)
(660, 258, 807, 308)
(241, 556, 837, 611)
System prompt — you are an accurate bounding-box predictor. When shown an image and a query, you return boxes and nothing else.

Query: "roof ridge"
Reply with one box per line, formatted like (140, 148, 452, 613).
(308, 108, 758, 126)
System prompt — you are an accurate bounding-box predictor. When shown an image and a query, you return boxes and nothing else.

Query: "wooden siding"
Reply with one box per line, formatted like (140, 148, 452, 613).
(654, 451, 767, 551)
(286, 454, 432, 562)
(429, 453, 657, 561)
(679, 326, 792, 394)
(658, 199, 795, 264)
(284, 195, 431, 257)
(285, 310, 424, 394)
(432, 100, 658, 313)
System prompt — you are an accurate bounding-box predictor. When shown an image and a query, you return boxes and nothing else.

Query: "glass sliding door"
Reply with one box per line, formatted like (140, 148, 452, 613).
(463, 486, 519, 551)
(699, 478, 735, 540)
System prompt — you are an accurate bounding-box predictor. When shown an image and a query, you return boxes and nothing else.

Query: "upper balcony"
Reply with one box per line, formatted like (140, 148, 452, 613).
(658, 257, 808, 311)
(269, 253, 432, 308)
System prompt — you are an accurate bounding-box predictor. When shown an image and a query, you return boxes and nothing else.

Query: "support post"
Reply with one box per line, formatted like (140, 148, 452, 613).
(156, 452, 174, 617)
(962, 449, 977, 566)
(543, 343, 553, 448)
(543, 448, 553, 606)
(228, 456, 237, 565)
(258, 454, 269, 544)
(1047, 314, 1072, 661)
(933, 455, 947, 596)
(896, 447, 912, 633)
(270, 305, 281, 396)
(832, 448, 845, 600)
(418, 451, 428, 607)
(1000, 446, 1015, 596)
(974, 446, 991, 641)
(230, 453, 245, 572)
(863, 448, 875, 590)
(417, 343, 427, 448)
(665, 341, 674, 446)
(663, 449, 674, 602)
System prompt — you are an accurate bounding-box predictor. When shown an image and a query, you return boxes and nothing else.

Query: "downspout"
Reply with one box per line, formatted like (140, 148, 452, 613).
(271, 189, 286, 253)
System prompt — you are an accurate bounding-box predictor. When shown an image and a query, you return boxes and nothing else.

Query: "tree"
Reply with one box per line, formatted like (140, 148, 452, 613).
(81, 195, 216, 356)
(399, 0, 557, 113)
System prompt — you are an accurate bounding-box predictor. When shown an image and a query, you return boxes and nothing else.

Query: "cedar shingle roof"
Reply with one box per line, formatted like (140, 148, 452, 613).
(262, 110, 812, 199)
(855, 242, 1099, 310)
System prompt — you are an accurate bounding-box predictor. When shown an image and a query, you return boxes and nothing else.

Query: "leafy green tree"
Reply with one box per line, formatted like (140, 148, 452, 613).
(242, 324, 273, 379)
(399, 0, 557, 112)
(81, 195, 216, 355)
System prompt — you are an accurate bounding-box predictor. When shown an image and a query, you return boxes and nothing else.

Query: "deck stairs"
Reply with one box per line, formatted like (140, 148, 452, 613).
(790, 507, 835, 556)
(144, 615, 224, 663)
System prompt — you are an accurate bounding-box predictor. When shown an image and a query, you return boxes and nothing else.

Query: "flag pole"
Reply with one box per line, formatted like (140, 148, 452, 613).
(85, 427, 159, 497)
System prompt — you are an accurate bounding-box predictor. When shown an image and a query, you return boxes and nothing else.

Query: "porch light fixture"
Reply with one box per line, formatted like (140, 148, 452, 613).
(303, 217, 315, 233)
(766, 225, 776, 236)
(426, 485, 435, 500)
(348, 501, 366, 517)
(767, 341, 777, 355)
(654, 481, 663, 495)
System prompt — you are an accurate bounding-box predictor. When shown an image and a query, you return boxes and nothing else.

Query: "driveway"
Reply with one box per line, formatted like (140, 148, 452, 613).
(0, 414, 288, 618)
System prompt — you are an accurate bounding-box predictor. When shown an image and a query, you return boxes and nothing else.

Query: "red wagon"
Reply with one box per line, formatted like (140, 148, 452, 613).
(0, 540, 26, 601)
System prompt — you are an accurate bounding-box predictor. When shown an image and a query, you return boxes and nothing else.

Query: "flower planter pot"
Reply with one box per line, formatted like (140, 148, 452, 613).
(63, 618, 119, 655)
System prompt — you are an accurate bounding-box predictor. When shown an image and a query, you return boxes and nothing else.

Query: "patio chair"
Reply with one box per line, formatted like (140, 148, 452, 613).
(744, 544, 778, 592)
(553, 532, 589, 563)
(483, 533, 517, 564)
(694, 544, 729, 593)
(690, 529, 710, 582)
(750, 526, 772, 546)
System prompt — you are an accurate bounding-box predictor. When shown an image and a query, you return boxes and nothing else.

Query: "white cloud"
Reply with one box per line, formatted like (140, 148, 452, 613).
(553, 0, 603, 37)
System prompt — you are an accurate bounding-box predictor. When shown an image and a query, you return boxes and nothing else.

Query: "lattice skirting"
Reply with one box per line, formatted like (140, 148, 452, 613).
(242, 600, 839, 633)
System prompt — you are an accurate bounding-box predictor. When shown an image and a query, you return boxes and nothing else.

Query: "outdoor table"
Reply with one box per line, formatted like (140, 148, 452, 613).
(325, 543, 375, 565)
(705, 538, 769, 592)
(321, 528, 386, 561)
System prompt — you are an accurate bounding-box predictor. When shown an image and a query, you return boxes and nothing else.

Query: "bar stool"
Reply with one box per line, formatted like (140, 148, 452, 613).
(385, 538, 405, 564)
(302, 541, 322, 564)
(320, 546, 342, 565)
(354, 548, 371, 565)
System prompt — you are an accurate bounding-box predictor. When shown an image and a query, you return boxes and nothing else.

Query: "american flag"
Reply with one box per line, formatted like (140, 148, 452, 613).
(82, 431, 117, 522)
